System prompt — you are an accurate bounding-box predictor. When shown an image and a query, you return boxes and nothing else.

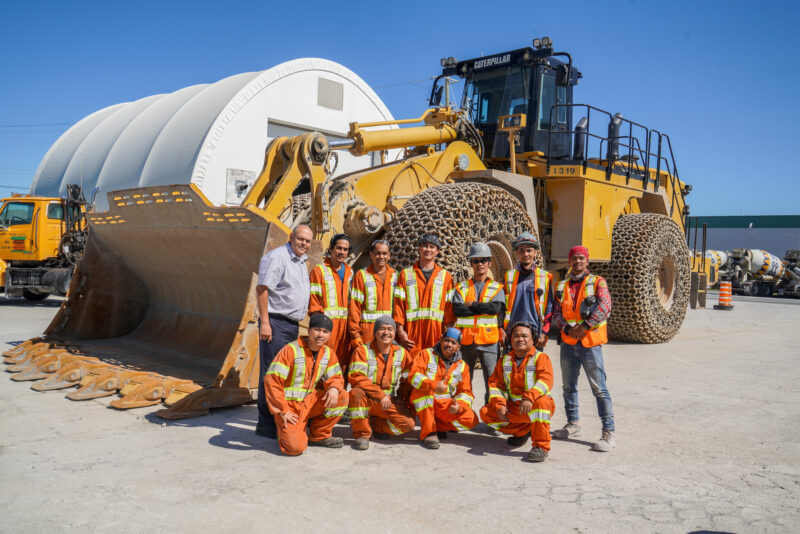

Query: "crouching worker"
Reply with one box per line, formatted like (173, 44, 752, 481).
(480, 321, 555, 462)
(264, 314, 349, 456)
(409, 328, 478, 449)
(348, 315, 416, 450)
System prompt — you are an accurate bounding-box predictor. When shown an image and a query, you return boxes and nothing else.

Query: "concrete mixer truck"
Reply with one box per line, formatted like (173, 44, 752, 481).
(728, 248, 785, 296)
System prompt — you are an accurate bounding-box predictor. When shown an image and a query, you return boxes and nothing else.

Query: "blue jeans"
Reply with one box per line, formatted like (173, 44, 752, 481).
(461, 343, 499, 406)
(257, 314, 299, 433)
(560, 343, 615, 431)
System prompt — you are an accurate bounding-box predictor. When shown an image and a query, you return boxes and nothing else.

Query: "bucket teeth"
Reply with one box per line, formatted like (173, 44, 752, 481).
(67, 369, 149, 400)
(4, 343, 51, 366)
(110, 377, 195, 410)
(32, 359, 104, 392)
(8, 350, 68, 380)
(2, 338, 42, 359)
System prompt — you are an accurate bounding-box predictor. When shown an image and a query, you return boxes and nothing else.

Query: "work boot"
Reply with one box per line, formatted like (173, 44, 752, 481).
(422, 435, 440, 449)
(436, 431, 448, 440)
(308, 436, 344, 448)
(506, 432, 530, 447)
(353, 437, 369, 451)
(591, 430, 616, 452)
(255, 424, 277, 440)
(552, 422, 582, 439)
(524, 447, 548, 463)
(372, 432, 390, 441)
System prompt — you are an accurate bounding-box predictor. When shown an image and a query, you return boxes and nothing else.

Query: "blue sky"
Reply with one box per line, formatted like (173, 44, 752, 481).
(1, 0, 798, 215)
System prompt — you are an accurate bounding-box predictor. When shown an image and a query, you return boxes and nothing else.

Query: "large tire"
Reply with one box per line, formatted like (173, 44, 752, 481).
(592, 213, 690, 343)
(22, 289, 49, 301)
(384, 183, 536, 282)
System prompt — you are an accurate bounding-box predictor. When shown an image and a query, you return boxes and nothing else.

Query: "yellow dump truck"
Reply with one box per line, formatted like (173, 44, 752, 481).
(4, 39, 691, 418)
(0, 185, 86, 300)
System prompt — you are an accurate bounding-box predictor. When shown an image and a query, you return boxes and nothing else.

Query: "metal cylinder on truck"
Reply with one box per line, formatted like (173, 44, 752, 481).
(745, 249, 785, 280)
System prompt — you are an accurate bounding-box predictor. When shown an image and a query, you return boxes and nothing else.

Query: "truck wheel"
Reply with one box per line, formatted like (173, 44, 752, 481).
(384, 183, 536, 282)
(22, 289, 50, 301)
(749, 284, 760, 297)
(593, 213, 690, 343)
(759, 284, 772, 297)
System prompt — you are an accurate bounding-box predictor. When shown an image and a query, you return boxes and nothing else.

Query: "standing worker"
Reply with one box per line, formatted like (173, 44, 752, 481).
(347, 239, 397, 349)
(393, 234, 455, 355)
(347, 316, 416, 450)
(504, 232, 553, 350)
(264, 314, 349, 455)
(452, 242, 505, 405)
(480, 321, 555, 463)
(309, 233, 353, 369)
(408, 328, 478, 449)
(255, 224, 313, 440)
(551, 245, 615, 452)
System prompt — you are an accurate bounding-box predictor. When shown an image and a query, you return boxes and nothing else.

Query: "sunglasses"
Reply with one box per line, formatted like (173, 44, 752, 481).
(470, 258, 490, 264)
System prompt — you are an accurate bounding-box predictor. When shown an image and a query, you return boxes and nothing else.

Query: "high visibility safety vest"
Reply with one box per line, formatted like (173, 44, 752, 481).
(350, 269, 398, 323)
(310, 263, 349, 320)
(556, 274, 608, 347)
(454, 279, 503, 345)
(396, 267, 449, 323)
(265, 342, 340, 402)
(504, 268, 551, 328)
(409, 348, 473, 410)
(488, 351, 553, 424)
(348, 344, 408, 396)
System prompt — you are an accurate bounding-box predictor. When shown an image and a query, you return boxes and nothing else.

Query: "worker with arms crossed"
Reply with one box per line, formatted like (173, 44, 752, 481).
(393, 233, 455, 356)
(408, 328, 478, 449)
(347, 315, 416, 450)
(480, 321, 555, 463)
(551, 245, 615, 452)
(309, 233, 353, 370)
(451, 242, 505, 406)
(504, 232, 553, 350)
(347, 239, 397, 349)
(255, 224, 313, 440)
(263, 313, 349, 455)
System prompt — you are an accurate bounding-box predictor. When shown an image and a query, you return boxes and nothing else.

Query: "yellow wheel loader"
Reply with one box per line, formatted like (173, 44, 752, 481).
(4, 39, 690, 418)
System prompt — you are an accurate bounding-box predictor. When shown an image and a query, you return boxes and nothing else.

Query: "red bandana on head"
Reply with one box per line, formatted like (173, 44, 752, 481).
(568, 246, 589, 261)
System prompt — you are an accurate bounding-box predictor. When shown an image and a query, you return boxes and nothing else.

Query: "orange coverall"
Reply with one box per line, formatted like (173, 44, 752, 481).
(309, 258, 353, 366)
(347, 341, 416, 439)
(393, 263, 455, 356)
(264, 337, 349, 456)
(347, 265, 397, 349)
(479, 347, 556, 451)
(408, 347, 478, 440)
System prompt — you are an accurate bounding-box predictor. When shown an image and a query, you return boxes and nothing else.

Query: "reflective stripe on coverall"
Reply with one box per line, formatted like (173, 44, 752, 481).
(348, 266, 397, 347)
(309, 258, 353, 365)
(393, 263, 455, 355)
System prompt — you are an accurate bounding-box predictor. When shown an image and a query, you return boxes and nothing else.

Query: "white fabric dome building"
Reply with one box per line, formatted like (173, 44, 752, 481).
(30, 59, 395, 210)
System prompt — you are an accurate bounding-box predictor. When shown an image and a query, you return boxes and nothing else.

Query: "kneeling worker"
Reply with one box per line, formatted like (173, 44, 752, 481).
(348, 315, 416, 450)
(480, 321, 555, 462)
(264, 314, 349, 456)
(409, 328, 478, 449)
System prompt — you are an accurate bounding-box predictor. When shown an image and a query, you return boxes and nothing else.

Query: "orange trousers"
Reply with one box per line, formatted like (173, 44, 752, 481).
(479, 396, 555, 451)
(348, 387, 416, 439)
(274, 389, 349, 456)
(410, 391, 478, 440)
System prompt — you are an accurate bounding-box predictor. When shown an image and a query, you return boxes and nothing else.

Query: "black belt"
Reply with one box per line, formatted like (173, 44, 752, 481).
(268, 313, 299, 326)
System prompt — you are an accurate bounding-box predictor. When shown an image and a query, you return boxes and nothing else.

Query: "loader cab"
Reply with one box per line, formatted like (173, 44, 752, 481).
(437, 43, 581, 163)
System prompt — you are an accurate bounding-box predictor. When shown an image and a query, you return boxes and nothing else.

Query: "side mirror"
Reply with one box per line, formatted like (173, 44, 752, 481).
(431, 85, 443, 107)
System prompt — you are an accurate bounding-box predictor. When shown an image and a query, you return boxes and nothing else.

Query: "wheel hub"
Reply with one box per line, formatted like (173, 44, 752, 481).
(656, 256, 676, 310)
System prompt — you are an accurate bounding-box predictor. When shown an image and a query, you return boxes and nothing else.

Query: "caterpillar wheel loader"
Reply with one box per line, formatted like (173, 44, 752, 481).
(4, 38, 690, 419)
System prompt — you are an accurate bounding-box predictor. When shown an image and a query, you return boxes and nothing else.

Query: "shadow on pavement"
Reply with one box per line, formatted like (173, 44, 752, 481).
(0, 297, 63, 308)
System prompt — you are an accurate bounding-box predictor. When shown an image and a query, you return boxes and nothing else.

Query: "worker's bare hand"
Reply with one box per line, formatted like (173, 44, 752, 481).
(281, 411, 299, 425)
(434, 381, 448, 395)
(260, 321, 273, 342)
(380, 395, 393, 411)
(323, 388, 340, 408)
(398, 332, 415, 351)
(448, 401, 460, 415)
(536, 333, 547, 348)
(499, 329, 507, 346)
(497, 405, 509, 421)
(572, 325, 588, 339)
(519, 399, 533, 414)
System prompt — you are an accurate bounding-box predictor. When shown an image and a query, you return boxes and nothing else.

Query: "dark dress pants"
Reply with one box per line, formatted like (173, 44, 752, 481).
(257, 314, 299, 434)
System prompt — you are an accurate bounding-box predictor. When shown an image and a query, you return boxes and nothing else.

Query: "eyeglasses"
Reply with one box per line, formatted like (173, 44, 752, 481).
(470, 258, 490, 264)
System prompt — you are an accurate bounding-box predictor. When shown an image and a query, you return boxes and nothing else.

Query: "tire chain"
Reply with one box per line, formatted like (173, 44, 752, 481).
(384, 183, 538, 282)
(591, 213, 690, 343)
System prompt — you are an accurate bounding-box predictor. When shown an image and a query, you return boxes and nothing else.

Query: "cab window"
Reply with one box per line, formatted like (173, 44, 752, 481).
(47, 203, 64, 220)
(0, 202, 35, 227)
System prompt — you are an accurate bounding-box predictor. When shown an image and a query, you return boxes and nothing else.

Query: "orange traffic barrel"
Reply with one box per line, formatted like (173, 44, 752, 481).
(713, 281, 734, 310)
